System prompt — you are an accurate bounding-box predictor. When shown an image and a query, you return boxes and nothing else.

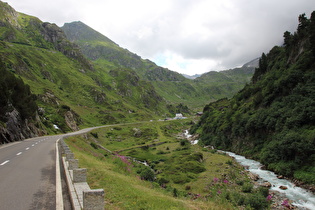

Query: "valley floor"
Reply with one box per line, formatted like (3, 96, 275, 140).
(63, 120, 290, 209)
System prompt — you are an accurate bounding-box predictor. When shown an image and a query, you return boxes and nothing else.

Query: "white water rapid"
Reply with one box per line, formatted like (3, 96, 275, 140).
(184, 130, 199, 145)
(183, 130, 315, 209)
(225, 151, 315, 210)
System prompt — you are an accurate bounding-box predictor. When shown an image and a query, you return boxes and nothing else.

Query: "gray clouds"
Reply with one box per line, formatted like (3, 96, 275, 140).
(10, 0, 315, 75)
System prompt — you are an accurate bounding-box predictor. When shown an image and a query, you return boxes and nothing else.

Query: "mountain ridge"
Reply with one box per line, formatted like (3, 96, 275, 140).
(0, 1, 170, 143)
(62, 21, 256, 109)
(0, 1, 257, 143)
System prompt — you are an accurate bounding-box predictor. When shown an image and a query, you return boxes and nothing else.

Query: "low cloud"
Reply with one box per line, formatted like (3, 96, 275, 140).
(10, 0, 315, 75)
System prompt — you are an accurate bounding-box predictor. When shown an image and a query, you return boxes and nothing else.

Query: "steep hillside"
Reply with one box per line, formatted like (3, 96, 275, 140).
(191, 13, 315, 184)
(194, 60, 257, 99)
(0, 60, 46, 143)
(62, 21, 184, 80)
(0, 0, 256, 144)
(62, 21, 255, 110)
(0, 1, 169, 142)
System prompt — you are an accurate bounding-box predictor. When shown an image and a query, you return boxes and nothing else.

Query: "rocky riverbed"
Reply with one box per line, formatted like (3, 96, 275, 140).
(226, 152, 315, 210)
(182, 130, 315, 209)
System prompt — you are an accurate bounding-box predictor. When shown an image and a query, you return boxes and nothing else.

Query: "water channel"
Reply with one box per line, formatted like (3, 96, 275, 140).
(224, 151, 315, 209)
(184, 130, 315, 209)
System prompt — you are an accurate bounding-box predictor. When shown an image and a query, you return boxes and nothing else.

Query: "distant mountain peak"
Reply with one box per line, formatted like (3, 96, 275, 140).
(182, 74, 201, 79)
(242, 57, 259, 68)
(62, 21, 118, 46)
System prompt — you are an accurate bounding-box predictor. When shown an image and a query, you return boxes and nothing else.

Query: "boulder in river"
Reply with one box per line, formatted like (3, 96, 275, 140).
(248, 172, 259, 181)
(261, 182, 272, 188)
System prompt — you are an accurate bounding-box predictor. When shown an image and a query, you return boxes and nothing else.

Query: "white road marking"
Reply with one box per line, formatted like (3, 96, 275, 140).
(0, 160, 9, 166)
(26, 147, 29, 150)
(55, 139, 64, 210)
(16, 152, 22, 156)
(32, 144, 35, 147)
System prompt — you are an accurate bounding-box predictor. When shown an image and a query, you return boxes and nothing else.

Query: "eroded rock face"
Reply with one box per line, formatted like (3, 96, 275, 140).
(41, 22, 66, 44)
(64, 110, 80, 131)
(39, 91, 60, 105)
(40, 22, 94, 72)
(0, 108, 46, 144)
(0, 2, 20, 28)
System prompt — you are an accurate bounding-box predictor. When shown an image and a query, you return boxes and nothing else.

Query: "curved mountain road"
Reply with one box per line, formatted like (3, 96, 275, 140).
(0, 126, 100, 210)
(0, 122, 146, 210)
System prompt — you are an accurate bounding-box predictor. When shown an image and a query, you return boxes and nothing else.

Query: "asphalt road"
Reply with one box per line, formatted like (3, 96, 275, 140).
(0, 135, 61, 210)
(0, 124, 141, 210)
(0, 131, 95, 209)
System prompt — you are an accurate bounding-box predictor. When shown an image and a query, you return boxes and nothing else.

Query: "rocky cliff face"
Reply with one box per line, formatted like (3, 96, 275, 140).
(0, 1, 20, 28)
(40, 22, 94, 71)
(0, 55, 45, 144)
(0, 108, 46, 144)
(64, 110, 80, 131)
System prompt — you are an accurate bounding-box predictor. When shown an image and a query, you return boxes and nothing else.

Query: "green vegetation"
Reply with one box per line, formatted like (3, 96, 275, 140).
(62, 21, 256, 111)
(0, 60, 37, 122)
(0, 2, 172, 136)
(191, 12, 315, 183)
(2, 2, 313, 207)
(65, 120, 270, 209)
(0, 1, 255, 140)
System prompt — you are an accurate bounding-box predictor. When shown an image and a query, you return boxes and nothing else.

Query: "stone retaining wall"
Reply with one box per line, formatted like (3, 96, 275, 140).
(59, 138, 105, 210)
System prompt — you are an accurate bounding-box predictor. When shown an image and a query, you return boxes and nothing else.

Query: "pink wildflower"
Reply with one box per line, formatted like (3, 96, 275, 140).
(266, 194, 272, 201)
(213, 177, 219, 183)
(116, 154, 131, 165)
(223, 179, 229, 184)
(281, 199, 290, 208)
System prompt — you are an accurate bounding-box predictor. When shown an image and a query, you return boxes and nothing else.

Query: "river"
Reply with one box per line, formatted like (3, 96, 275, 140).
(183, 130, 315, 209)
(224, 151, 315, 210)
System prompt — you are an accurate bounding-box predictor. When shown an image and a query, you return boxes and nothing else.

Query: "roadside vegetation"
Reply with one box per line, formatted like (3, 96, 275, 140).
(65, 120, 270, 209)
(191, 13, 315, 184)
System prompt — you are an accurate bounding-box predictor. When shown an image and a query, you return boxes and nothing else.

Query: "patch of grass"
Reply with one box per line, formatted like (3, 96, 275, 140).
(65, 120, 270, 209)
(65, 134, 230, 209)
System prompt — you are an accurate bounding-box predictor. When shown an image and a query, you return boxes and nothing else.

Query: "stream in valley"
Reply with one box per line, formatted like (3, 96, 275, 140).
(224, 151, 315, 209)
(184, 130, 315, 209)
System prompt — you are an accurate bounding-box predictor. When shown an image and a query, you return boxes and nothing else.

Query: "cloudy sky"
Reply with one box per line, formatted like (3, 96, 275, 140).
(9, 0, 315, 75)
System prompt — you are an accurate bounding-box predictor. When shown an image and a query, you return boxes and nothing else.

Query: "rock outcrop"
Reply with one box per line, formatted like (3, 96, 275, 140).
(40, 22, 94, 71)
(248, 172, 259, 181)
(0, 2, 20, 29)
(64, 110, 80, 131)
(0, 108, 46, 144)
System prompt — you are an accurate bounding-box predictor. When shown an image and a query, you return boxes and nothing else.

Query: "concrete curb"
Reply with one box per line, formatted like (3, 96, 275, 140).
(56, 139, 64, 210)
(59, 138, 105, 210)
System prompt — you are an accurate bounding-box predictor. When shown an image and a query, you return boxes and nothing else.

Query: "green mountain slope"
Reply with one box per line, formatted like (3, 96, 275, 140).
(0, 0, 256, 143)
(0, 1, 169, 140)
(62, 21, 184, 80)
(194, 60, 257, 99)
(0, 59, 46, 143)
(62, 21, 256, 110)
(191, 13, 315, 184)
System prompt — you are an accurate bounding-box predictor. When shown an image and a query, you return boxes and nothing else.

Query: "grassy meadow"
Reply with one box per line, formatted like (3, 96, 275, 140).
(65, 120, 270, 209)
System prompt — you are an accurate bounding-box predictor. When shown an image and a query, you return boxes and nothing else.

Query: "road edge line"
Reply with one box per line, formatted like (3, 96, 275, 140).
(56, 139, 64, 210)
